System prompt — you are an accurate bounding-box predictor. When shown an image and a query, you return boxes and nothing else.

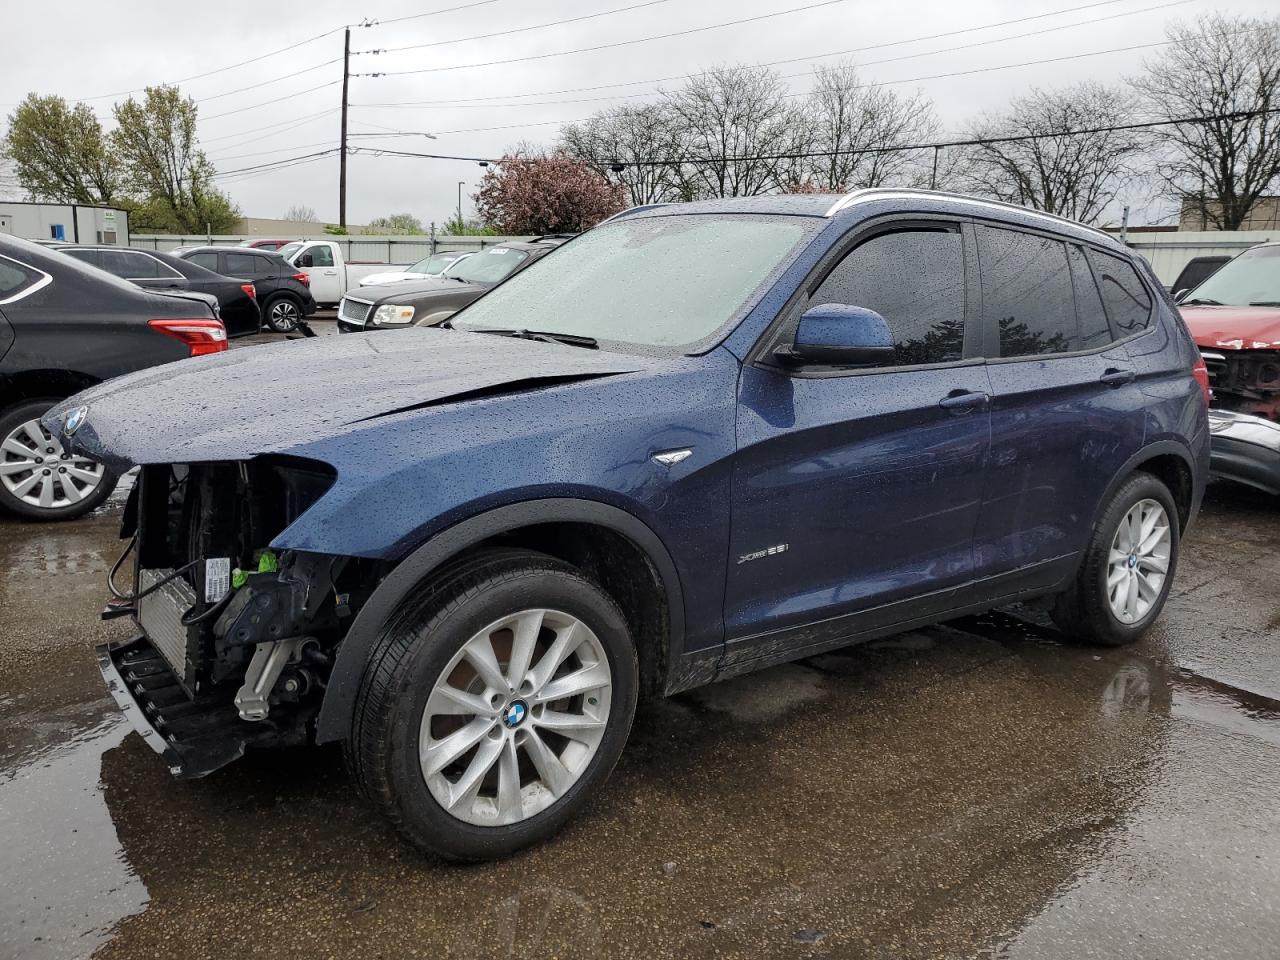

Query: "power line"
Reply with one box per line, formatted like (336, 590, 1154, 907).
(200, 81, 340, 121)
(212, 148, 341, 180)
(202, 108, 338, 145)
(192, 58, 341, 104)
(361, 0, 507, 27)
(346, 106, 1280, 168)
(357, 0, 864, 77)
(353, 0, 1190, 112)
(357, 0, 677, 55)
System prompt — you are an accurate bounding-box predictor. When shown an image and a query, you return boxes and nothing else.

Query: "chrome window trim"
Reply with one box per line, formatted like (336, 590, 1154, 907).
(0, 254, 53, 305)
(823, 188, 1112, 240)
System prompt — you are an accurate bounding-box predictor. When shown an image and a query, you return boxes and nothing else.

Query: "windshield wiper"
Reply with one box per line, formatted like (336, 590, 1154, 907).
(1182, 297, 1224, 306)
(1248, 301, 1280, 307)
(471, 328, 598, 349)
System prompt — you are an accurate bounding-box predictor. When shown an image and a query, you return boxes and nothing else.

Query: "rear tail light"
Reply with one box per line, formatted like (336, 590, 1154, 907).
(292, 272, 310, 287)
(241, 283, 257, 300)
(148, 318, 228, 357)
(1192, 353, 1211, 406)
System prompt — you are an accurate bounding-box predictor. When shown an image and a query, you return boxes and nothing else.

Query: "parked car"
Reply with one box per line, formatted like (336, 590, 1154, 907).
(1170, 255, 1230, 299)
(1179, 241, 1280, 494)
(276, 240, 394, 306)
(359, 251, 473, 286)
(238, 238, 299, 251)
(337, 237, 570, 333)
(0, 234, 226, 521)
(57, 190, 1207, 860)
(60, 245, 261, 337)
(173, 246, 316, 333)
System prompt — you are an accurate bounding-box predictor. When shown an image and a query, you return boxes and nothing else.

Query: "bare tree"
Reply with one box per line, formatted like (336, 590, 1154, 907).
(800, 61, 941, 191)
(1133, 13, 1280, 230)
(283, 204, 318, 222)
(959, 82, 1145, 224)
(560, 103, 683, 206)
(664, 65, 808, 199)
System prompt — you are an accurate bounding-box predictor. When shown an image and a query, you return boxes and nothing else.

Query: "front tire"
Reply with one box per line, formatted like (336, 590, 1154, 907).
(347, 550, 639, 861)
(1051, 471, 1180, 646)
(0, 398, 117, 522)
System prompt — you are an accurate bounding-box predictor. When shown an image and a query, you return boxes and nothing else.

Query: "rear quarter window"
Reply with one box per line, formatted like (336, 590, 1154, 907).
(1089, 249, 1152, 336)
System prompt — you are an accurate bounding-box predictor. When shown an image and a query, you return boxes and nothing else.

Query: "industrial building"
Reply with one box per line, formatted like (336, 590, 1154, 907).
(0, 200, 129, 245)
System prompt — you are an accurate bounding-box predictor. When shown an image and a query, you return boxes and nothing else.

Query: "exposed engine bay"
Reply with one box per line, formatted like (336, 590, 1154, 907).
(1200, 348, 1280, 421)
(101, 458, 372, 777)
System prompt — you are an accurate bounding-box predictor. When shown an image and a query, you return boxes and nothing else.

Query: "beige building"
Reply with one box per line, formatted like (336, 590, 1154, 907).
(1178, 196, 1280, 231)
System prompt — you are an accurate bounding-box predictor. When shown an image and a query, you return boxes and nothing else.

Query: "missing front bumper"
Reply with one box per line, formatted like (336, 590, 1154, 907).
(97, 636, 278, 779)
(1208, 409, 1280, 496)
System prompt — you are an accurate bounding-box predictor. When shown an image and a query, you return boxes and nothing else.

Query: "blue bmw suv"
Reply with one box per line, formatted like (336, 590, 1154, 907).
(52, 189, 1209, 860)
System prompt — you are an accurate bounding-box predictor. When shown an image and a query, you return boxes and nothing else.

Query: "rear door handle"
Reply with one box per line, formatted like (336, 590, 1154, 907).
(1100, 368, 1136, 386)
(938, 390, 990, 412)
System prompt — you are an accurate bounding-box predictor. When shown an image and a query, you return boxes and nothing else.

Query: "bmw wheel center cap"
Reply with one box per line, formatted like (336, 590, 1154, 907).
(503, 700, 529, 729)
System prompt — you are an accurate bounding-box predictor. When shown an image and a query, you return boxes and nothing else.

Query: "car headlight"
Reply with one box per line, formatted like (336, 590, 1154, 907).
(372, 304, 416, 326)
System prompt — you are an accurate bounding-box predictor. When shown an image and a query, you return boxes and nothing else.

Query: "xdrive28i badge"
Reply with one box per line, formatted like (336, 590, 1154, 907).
(63, 405, 89, 436)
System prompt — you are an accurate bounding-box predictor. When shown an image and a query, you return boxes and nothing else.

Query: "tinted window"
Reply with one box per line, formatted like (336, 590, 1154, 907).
(226, 252, 269, 277)
(1090, 250, 1152, 335)
(188, 251, 219, 272)
(0, 257, 40, 299)
(1067, 245, 1112, 350)
(813, 228, 966, 366)
(63, 248, 102, 268)
(98, 249, 134, 278)
(977, 226, 1076, 358)
(124, 252, 169, 278)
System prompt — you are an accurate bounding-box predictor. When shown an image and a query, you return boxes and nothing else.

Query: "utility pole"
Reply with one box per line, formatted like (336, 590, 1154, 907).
(339, 27, 350, 229)
(457, 181, 465, 231)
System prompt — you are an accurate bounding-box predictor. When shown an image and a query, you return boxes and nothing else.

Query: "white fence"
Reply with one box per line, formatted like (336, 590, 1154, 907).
(1115, 230, 1275, 285)
(130, 234, 533, 265)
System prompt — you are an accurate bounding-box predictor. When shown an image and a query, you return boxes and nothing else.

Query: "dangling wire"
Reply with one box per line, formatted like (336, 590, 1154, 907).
(107, 535, 202, 603)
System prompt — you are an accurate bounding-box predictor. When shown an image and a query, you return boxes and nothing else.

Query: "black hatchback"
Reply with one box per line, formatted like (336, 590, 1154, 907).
(60, 246, 261, 337)
(174, 246, 316, 333)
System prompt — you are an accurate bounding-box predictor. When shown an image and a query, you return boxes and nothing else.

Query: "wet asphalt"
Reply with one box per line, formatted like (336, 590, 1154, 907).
(2, 324, 1278, 959)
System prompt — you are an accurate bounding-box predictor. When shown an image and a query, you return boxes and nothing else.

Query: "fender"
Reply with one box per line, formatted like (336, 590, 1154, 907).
(315, 497, 686, 743)
(1086, 438, 1202, 544)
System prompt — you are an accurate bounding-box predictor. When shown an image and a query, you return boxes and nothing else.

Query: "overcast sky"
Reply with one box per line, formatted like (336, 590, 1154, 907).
(3, 0, 1276, 229)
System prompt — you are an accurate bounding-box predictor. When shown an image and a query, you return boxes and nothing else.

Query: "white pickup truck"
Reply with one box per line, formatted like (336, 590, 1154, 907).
(277, 240, 399, 306)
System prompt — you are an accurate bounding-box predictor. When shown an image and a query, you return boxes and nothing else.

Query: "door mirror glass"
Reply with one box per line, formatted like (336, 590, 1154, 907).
(782, 304, 895, 366)
(1174, 288, 1189, 303)
(297, 252, 314, 268)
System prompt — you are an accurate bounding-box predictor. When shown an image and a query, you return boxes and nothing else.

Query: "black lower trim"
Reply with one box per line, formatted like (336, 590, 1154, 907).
(1210, 436, 1280, 496)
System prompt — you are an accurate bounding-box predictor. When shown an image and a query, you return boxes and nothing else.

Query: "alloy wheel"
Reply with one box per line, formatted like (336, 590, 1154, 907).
(269, 300, 300, 331)
(1106, 498, 1171, 624)
(0, 417, 105, 510)
(419, 608, 612, 827)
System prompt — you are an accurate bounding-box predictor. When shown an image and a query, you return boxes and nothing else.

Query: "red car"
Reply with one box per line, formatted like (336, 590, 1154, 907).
(238, 238, 299, 251)
(1179, 241, 1280, 494)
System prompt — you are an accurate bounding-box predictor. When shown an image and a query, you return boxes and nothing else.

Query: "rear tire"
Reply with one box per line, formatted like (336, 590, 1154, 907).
(1051, 472, 1180, 646)
(346, 549, 639, 861)
(263, 294, 302, 332)
(0, 398, 117, 522)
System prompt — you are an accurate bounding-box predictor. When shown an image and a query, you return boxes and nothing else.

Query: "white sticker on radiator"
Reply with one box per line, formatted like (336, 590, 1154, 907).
(205, 558, 231, 603)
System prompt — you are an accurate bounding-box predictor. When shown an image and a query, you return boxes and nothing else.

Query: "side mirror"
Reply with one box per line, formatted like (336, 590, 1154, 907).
(297, 253, 314, 268)
(777, 303, 895, 366)
(1174, 288, 1189, 304)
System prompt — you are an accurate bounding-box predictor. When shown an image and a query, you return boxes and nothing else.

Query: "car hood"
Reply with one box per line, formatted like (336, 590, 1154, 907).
(358, 271, 432, 286)
(44, 329, 647, 471)
(1181, 305, 1280, 350)
(356, 277, 466, 302)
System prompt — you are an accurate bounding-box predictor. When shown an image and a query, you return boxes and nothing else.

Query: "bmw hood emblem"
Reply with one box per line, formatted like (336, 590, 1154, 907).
(64, 405, 89, 437)
(502, 700, 528, 729)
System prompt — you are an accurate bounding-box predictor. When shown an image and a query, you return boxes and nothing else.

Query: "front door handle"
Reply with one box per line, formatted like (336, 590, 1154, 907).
(1100, 368, 1136, 386)
(938, 390, 990, 412)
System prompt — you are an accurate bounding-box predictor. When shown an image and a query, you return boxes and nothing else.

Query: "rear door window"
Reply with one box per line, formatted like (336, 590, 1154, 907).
(977, 226, 1077, 358)
(1088, 249, 1153, 336)
(226, 252, 269, 277)
(63, 248, 102, 269)
(811, 226, 967, 366)
(187, 251, 220, 272)
(1067, 244, 1112, 350)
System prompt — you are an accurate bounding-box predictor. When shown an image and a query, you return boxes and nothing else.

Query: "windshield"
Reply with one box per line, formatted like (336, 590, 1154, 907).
(452, 214, 817, 349)
(446, 247, 529, 283)
(278, 242, 303, 262)
(408, 252, 460, 275)
(1186, 245, 1280, 305)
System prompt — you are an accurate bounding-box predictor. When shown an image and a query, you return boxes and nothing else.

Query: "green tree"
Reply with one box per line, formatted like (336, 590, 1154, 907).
(5, 93, 119, 202)
(112, 86, 238, 232)
(365, 212, 424, 234)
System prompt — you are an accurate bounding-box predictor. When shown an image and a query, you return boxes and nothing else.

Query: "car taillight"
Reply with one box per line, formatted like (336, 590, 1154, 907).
(241, 283, 257, 300)
(1192, 353, 1211, 406)
(148, 318, 228, 357)
(292, 272, 310, 287)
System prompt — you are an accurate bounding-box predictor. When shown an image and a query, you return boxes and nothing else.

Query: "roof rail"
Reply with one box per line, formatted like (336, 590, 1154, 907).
(823, 188, 1112, 239)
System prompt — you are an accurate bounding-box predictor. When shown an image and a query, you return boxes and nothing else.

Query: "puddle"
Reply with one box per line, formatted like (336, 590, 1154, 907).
(0, 717, 148, 960)
(1170, 667, 1280, 748)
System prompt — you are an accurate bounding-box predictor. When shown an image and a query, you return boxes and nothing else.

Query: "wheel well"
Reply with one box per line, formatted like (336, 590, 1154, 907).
(457, 522, 670, 697)
(1136, 453, 1193, 530)
(0, 370, 99, 416)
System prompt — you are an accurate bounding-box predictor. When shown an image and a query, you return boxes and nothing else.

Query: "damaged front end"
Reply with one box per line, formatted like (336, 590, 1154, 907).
(1199, 348, 1280, 421)
(99, 457, 371, 778)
